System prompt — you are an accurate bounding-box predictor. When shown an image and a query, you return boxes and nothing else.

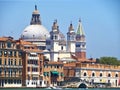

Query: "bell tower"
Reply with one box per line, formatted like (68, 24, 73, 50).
(75, 19, 86, 59)
(67, 23, 76, 53)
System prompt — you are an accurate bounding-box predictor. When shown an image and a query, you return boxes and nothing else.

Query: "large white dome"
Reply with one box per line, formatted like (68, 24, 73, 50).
(21, 25, 50, 40)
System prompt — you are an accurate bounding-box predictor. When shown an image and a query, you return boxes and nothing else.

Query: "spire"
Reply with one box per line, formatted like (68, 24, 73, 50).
(35, 5, 37, 10)
(30, 5, 41, 25)
(69, 22, 74, 32)
(76, 19, 84, 36)
(52, 19, 59, 30)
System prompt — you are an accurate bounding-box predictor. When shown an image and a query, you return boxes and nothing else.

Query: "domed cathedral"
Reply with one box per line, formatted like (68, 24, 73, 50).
(20, 5, 50, 50)
(20, 5, 88, 62)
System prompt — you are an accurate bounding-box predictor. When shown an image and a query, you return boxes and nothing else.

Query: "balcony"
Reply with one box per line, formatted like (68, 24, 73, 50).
(27, 72, 39, 75)
(28, 57, 39, 60)
(0, 65, 23, 68)
(0, 74, 22, 78)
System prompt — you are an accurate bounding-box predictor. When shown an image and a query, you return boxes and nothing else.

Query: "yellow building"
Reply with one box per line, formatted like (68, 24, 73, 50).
(75, 63, 120, 87)
(43, 61, 64, 86)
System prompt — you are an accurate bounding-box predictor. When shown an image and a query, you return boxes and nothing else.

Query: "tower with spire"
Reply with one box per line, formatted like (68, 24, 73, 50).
(50, 20, 60, 51)
(75, 19, 86, 60)
(67, 23, 76, 53)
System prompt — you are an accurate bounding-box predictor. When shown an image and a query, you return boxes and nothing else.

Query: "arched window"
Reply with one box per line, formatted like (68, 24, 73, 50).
(83, 72, 87, 76)
(115, 74, 118, 77)
(108, 73, 111, 77)
(61, 46, 63, 50)
(100, 73, 102, 77)
(92, 73, 95, 77)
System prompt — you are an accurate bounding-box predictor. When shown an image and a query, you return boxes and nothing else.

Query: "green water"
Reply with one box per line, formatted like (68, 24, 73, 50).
(0, 88, 120, 90)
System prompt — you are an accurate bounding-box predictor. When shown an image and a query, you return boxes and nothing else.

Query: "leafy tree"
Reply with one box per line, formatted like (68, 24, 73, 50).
(99, 57, 120, 66)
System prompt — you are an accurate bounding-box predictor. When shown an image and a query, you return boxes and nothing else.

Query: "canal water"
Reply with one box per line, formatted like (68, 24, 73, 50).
(0, 88, 120, 90)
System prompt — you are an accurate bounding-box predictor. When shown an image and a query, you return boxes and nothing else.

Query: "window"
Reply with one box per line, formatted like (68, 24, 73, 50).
(14, 51, 16, 57)
(8, 79, 10, 84)
(0, 51, 2, 56)
(11, 59, 13, 65)
(14, 59, 16, 65)
(19, 69, 22, 75)
(55, 35, 57, 39)
(61, 46, 63, 50)
(0, 58, 1, 65)
(14, 79, 16, 84)
(5, 79, 7, 84)
(51, 35, 53, 40)
(8, 51, 12, 56)
(92, 73, 95, 76)
(32, 68, 38, 72)
(7, 42, 11, 48)
(40, 81, 42, 85)
(4, 59, 7, 65)
(11, 70, 13, 77)
(19, 59, 22, 65)
(28, 75, 30, 80)
(19, 51, 22, 56)
(8, 69, 11, 77)
(8, 59, 10, 65)
(0, 68, 2, 75)
(115, 74, 118, 77)
(76, 44, 80, 47)
(14, 70, 16, 77)
(28, 67, 30, 72)
(4, 51, 7, 56)
(108, 73, 111, 77)
(4, 69, 6, 77)
(100, 73, 102, 77)
(57, 66, 59, 68)
(83, 72, 87, 76)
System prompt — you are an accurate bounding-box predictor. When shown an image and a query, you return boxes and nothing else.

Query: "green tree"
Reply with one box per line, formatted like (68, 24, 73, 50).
(99, 57, 120, 66)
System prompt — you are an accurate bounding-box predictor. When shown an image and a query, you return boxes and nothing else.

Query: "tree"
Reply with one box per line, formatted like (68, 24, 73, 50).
(99, 57, 120, 66)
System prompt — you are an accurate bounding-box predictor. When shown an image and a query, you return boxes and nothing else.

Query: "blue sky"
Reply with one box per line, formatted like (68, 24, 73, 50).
(0, 0, 120, 59)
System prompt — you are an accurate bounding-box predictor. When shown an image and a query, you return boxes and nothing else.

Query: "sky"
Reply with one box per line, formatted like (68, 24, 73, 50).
(0, 0, 120, 59)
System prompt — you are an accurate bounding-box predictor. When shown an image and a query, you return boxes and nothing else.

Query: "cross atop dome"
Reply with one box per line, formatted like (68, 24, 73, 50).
(35, 5, 37, 10)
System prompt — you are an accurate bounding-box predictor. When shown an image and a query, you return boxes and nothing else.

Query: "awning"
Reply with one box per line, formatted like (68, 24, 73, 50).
(61, 73, 64, 76)
(51, 71, 59, 75)
(44, 72, 47, 76)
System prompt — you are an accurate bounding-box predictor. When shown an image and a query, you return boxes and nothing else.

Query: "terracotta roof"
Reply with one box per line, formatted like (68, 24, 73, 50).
(48, 61, 63, 65)
(0, 36, 14, 42)
(16, 39, 32, 45)
(24, 49, 43, 53)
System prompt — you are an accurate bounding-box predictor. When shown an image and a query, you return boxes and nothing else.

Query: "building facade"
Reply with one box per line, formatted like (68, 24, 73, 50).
(75, 63, 120, 87)
(43, 61, 64, 86)
(0, 37, 23, 87)
(16, 40, 45, 87)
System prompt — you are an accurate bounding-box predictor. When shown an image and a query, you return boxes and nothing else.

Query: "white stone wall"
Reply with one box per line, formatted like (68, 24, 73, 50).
(26, 80, 45, 87)
(75, 69, 120, 87)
